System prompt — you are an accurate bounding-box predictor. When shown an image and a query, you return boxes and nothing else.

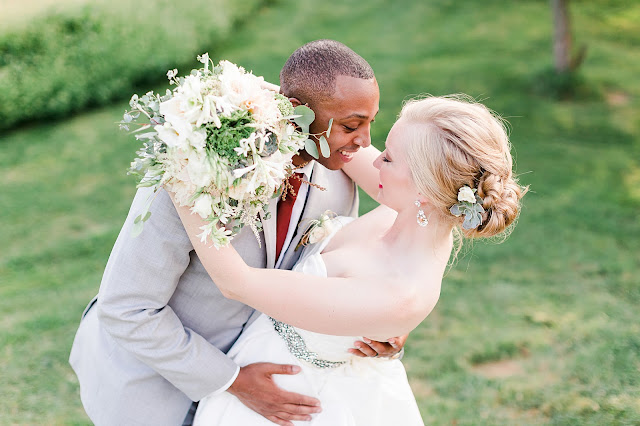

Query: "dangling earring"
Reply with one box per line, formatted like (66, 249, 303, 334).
(415, 200, 428, 227)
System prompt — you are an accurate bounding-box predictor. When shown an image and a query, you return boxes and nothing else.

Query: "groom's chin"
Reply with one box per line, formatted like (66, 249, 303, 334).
(315, 156, 345, 171)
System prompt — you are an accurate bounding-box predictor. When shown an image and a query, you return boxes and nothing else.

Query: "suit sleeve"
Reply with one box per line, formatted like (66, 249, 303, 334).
(96, 187, 239, 401)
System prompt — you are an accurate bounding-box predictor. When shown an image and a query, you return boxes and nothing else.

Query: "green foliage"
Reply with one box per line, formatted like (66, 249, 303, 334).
(206, 111, 255, 166)
(0, 0, 265, 132)
(532, 67, 594, 100)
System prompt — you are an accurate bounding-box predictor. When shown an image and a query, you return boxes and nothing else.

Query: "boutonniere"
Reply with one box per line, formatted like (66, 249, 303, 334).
(295, 210, 337, 251)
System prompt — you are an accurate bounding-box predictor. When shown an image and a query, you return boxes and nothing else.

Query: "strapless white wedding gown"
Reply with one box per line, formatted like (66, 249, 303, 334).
(193, 217, 424, 425)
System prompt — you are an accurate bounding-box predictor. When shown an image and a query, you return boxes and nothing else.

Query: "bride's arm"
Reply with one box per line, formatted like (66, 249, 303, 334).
(174, 199, 436, 339)
(341, 145, 382, 201)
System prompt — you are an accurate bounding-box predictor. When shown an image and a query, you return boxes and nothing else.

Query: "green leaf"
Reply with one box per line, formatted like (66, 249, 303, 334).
(142, 211, 152, 222)
(134, 214, 142, 224)
(131, 220, 144, 237)
(319, 136, 330, 158)
(293, 105, 315, 128)
(305, 138, 319, 159)
(326, 118, 333, 138)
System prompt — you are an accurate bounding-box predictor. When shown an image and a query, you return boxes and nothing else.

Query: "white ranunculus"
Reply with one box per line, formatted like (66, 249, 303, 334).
(458, 186, 477, 203)
(218, 62, 262, 108)
(191, 193, 214, 218)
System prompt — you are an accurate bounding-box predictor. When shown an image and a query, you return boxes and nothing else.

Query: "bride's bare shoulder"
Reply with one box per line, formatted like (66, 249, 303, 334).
(327, 205, 396, 250)
(349, 205, 396, 233)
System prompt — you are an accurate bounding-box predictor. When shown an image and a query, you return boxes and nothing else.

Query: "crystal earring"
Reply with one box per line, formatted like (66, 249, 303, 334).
(415, 200, 428, 227)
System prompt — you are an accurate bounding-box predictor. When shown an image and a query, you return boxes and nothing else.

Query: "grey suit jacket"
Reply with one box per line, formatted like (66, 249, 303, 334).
(69, 164, 358, 426)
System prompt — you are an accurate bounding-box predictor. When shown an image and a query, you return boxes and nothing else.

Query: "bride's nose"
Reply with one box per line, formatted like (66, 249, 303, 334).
(373, 154, 382, 169)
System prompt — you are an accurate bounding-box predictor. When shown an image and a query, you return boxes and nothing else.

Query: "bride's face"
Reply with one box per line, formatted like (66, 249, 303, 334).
(373, 120, 419, 212)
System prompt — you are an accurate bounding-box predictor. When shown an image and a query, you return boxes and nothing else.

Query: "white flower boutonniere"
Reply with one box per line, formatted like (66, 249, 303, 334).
(295, 210, 337, 251)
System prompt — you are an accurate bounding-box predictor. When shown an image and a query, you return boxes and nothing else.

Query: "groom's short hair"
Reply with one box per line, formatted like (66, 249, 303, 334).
(280, 39, 374, 105)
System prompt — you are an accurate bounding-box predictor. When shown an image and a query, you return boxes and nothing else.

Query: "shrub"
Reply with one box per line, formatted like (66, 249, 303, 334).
(0, 0, 265, 132)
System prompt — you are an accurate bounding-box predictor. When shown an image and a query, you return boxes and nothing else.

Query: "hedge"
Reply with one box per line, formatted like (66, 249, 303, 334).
(0, 0, 265, 132)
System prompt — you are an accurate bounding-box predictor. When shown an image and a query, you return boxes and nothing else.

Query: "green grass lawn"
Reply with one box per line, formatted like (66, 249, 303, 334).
(2, 0, 639, 424)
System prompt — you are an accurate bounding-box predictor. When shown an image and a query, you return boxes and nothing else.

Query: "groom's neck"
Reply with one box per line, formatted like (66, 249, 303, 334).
(292, 152, 314, 167)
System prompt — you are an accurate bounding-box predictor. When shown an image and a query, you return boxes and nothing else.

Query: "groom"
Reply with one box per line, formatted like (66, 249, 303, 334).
(70, 39, 403, 426)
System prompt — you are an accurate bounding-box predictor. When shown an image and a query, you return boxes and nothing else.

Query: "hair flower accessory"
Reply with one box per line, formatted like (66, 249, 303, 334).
(450, 186, 485, 230)
(296, 210, 337, 250)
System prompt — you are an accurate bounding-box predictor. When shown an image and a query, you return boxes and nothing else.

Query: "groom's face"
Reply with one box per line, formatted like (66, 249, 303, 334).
(301, 75, 379, 170)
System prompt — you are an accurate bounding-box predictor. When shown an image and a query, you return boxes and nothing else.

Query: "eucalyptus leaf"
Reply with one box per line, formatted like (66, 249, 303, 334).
(293, 105, 315, 127)
(305, 138, 319, 159)
(319, 136, 330, 158)
(131, 220, 144, 237)
(326, 118, 333, 138)
(473, 204, 485, 214)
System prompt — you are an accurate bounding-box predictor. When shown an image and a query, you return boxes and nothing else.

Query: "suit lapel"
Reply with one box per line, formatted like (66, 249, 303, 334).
(260, 196, 278, 269)
(280, 165, 330, 270)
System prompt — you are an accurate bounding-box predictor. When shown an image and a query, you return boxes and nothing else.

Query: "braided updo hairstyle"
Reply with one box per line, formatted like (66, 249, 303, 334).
(400, 95, 527, 238)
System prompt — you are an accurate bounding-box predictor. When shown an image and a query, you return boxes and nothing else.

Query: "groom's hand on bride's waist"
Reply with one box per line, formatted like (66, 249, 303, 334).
(227, 362, 321, 426)
(349, 334, 408, 359)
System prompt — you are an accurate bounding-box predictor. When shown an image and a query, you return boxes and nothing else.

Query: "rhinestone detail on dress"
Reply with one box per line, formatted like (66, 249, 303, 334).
(270, 318, 346, 369)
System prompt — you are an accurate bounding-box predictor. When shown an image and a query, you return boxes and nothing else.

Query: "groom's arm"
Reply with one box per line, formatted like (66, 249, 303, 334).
(96, 188, 239, 401)
(96, 188, 321, 423)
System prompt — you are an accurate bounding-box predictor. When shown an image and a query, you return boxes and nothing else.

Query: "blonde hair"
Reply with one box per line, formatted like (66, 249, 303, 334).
(400, 95, 526, 239)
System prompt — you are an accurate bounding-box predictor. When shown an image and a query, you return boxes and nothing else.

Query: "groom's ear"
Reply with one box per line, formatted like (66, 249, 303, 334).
(288, 97, 303, 108)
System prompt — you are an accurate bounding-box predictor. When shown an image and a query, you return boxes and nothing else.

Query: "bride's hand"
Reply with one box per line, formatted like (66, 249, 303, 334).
(349, 334, 408, 358)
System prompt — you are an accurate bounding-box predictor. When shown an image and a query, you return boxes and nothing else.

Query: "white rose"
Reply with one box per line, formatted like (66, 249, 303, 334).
(191, 193, 214, 218)
(457, 186, 476, 203)
(308, 226, 329, 244)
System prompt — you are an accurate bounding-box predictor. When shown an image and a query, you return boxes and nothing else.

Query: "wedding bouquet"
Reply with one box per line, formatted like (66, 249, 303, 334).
(119, 54, 313, 248)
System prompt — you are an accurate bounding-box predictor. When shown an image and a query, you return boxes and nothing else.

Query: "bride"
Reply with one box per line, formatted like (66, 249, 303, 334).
(173, 95, 526, 425)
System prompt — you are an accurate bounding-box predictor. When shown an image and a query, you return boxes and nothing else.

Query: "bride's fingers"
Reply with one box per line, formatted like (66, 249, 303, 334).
(351, 340, 379, 357)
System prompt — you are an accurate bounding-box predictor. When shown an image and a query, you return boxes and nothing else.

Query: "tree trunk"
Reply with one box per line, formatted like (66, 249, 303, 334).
(551, 0, 572, 73)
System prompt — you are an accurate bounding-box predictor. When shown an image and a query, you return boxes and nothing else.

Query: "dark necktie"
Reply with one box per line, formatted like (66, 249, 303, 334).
(275, 174, 303, 261)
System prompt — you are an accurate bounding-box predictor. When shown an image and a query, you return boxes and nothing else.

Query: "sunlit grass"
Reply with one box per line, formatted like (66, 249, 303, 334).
(1, 0, 639, 423)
